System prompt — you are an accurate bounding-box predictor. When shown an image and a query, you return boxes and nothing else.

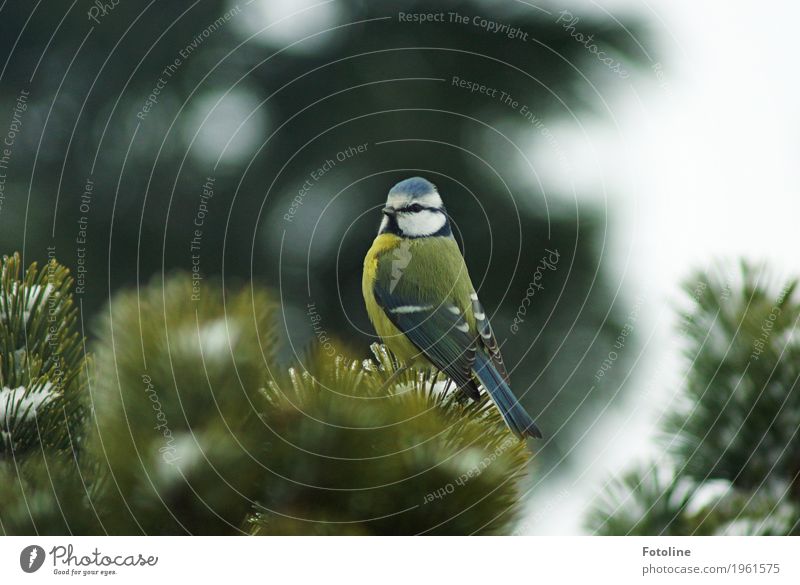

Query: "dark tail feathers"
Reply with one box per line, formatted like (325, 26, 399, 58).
(473, 353, 542, 439)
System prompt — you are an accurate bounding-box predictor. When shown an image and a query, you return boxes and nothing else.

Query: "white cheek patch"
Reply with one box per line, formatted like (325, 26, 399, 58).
(397, 210, 446, 237)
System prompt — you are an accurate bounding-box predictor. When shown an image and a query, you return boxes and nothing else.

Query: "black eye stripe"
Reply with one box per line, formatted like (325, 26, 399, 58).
(398, 204, 437, 213)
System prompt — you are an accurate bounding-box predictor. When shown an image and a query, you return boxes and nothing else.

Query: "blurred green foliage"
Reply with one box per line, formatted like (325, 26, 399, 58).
(87, 274, 279, 534)
(0, 1, 647, 468)
(1, 259, 531, 535)
(587, 263, 800, 535)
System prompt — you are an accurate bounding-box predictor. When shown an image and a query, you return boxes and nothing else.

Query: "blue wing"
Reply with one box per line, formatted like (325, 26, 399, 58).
(372, 282, 480, 400)
(374, 282, 542, 438)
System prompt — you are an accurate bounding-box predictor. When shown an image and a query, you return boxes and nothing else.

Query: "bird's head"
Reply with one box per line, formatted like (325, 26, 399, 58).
(378, 177, 451, 238)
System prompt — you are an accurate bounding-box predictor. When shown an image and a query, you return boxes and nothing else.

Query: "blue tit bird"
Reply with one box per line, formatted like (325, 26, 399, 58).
(362, 177, 542, 439)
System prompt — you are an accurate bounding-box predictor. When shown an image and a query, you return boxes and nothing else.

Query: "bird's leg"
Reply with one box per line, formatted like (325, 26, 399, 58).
(440, 378, 454, 400)
(429, 367, 441, 392)
(377, 365, 407, 393)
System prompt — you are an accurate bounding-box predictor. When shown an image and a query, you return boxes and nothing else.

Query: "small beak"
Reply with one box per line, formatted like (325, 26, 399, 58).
(382, 206, 395, 216)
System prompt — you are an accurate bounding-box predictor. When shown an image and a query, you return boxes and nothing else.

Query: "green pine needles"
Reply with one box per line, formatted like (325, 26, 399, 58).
(0, 252, 87, 458)
(0, 253, 531, 535)
(251, 344, 529, 535)
(587, 263, 800, 535)
(6, 252, 799, 535)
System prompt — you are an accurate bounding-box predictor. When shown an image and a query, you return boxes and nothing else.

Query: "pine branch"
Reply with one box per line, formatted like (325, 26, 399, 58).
(250, 343, 530, 535)
(586, 466, 799, 536)
(0, 454, 103, 535)
(587, 262, 800, 535)
(0, 253, 88, 458)
(87, 274, 280, 535)
(3, 267, 533, 535)
(667, 263, 800, 492)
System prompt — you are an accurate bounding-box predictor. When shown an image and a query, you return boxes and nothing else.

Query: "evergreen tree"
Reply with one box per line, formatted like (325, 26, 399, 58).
(1, 253, 88, 458)
(587, 263, 800, 535)
(0, 253, 97, 534)
(1, 254, 531, 535)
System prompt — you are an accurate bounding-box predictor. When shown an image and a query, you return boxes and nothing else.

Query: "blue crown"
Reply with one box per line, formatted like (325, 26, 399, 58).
(388, 176, 437, 198)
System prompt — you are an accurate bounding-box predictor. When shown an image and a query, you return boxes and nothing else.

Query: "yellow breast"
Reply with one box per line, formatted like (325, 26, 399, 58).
(362, 234, 424, 363)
